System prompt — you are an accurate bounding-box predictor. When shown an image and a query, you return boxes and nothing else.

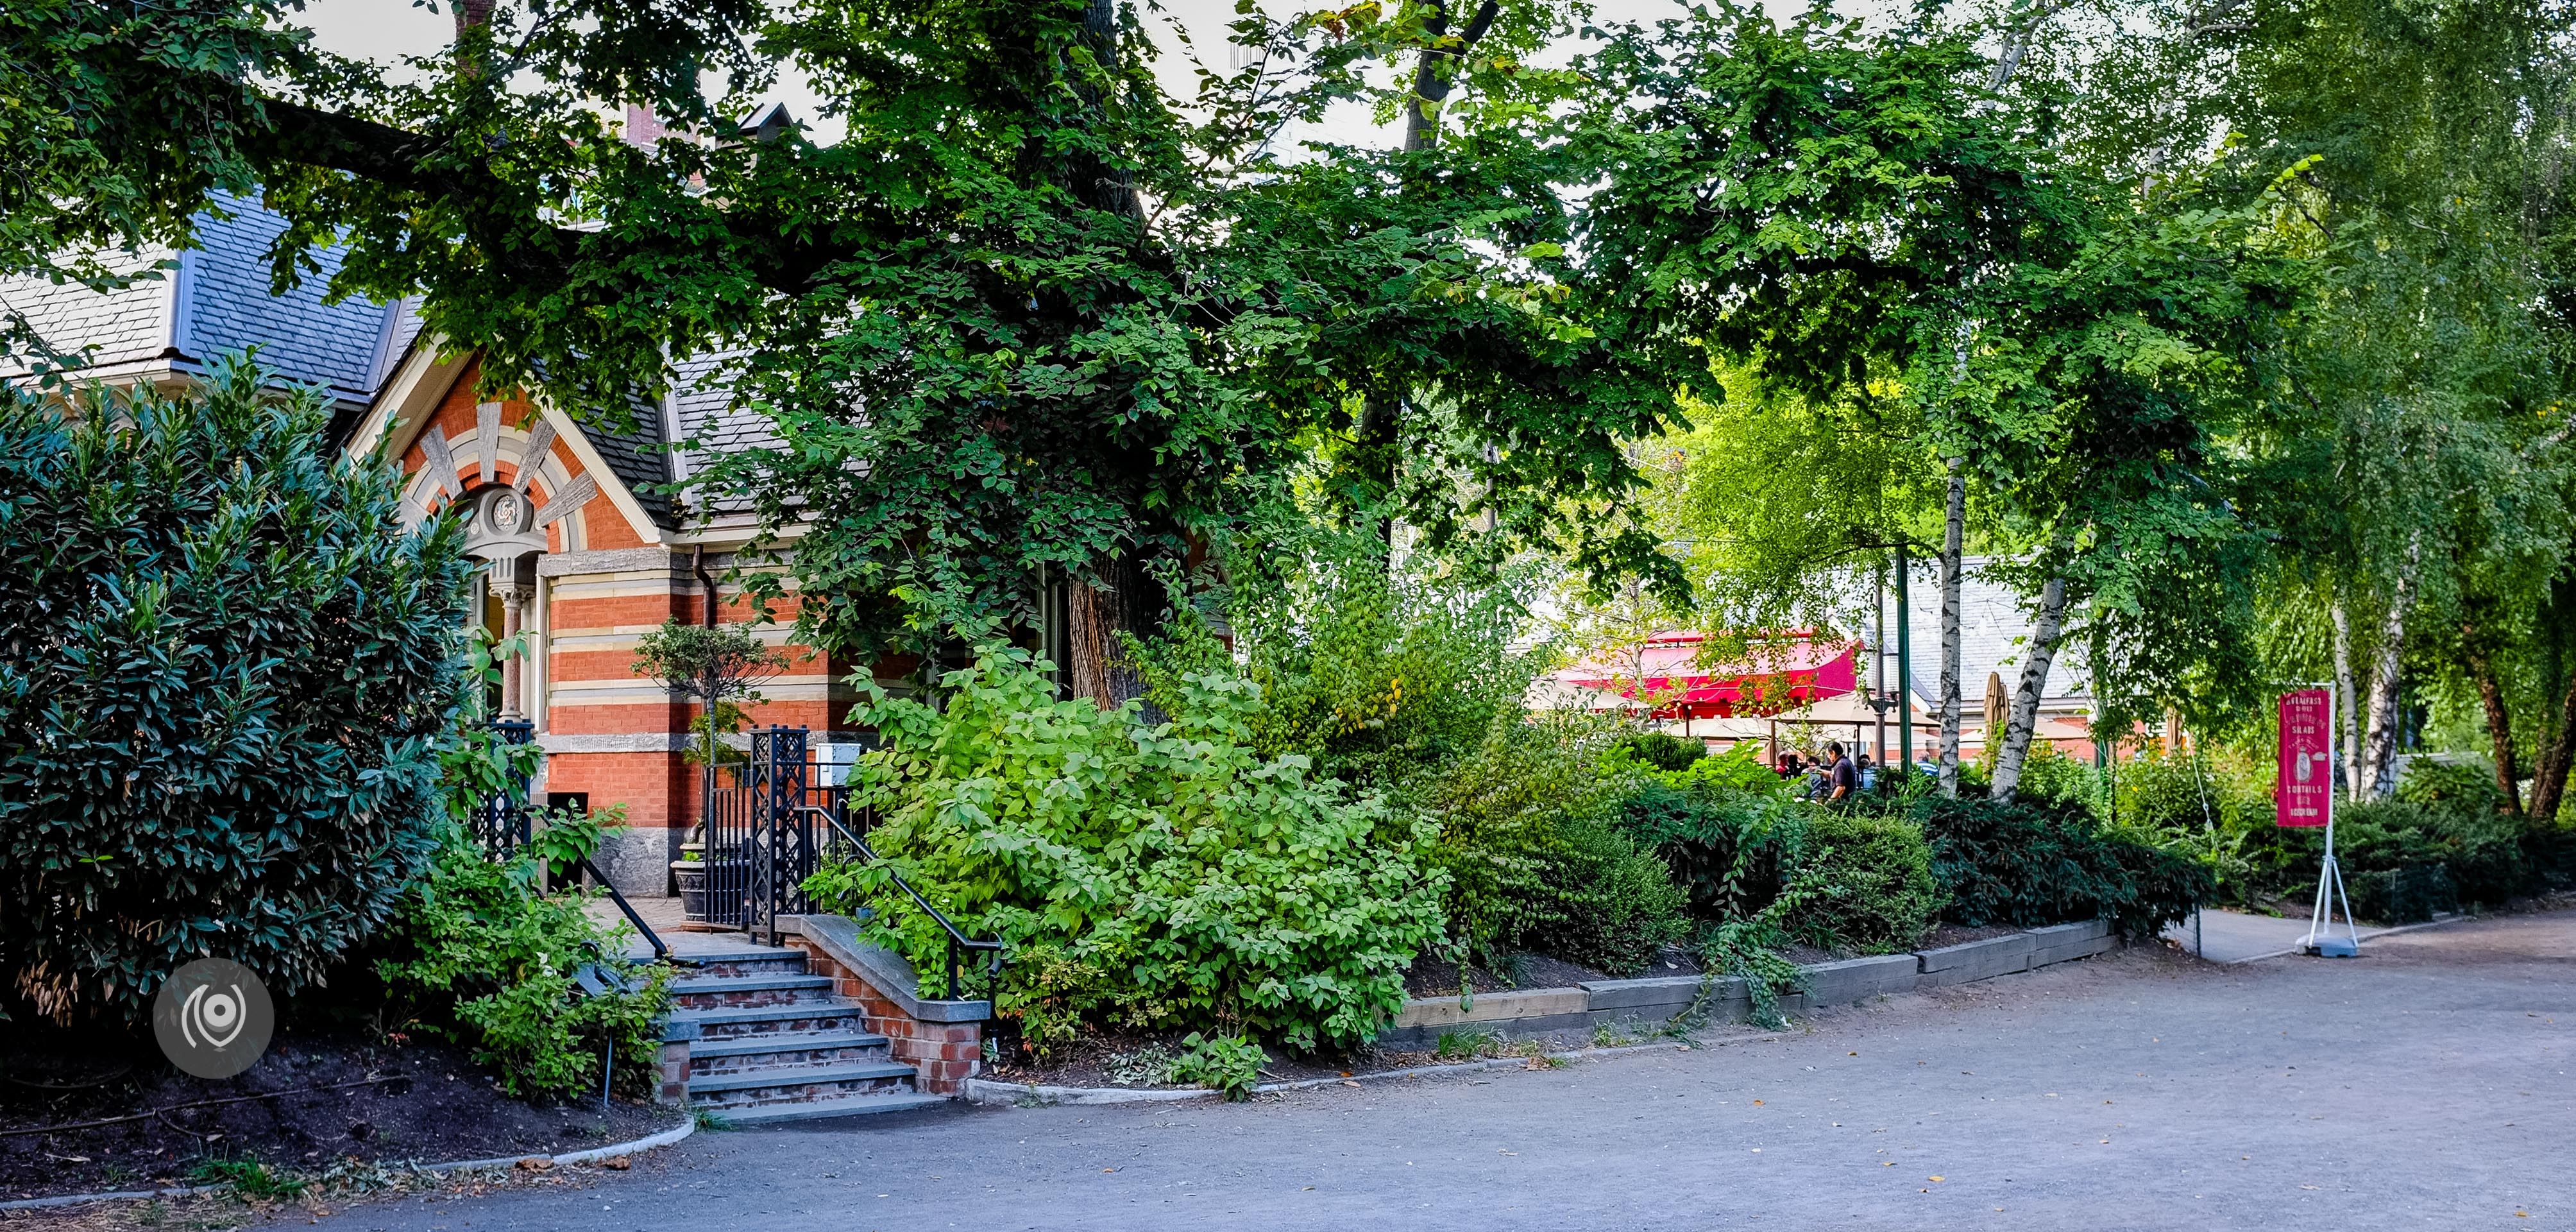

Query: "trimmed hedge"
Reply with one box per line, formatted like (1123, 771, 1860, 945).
(1915, 796, 2210, 938)
(1783, 809, 1943, 954)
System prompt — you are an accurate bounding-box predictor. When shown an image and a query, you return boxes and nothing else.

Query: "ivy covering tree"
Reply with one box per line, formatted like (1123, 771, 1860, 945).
(0, 357, 471, 1022)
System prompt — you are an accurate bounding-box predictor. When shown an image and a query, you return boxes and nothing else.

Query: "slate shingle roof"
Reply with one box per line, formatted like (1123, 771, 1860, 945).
(587, 392, 675, 526)
(0, 196, 398, 409)
(8, 196, 792, 533)
(0, 246, 174, 372)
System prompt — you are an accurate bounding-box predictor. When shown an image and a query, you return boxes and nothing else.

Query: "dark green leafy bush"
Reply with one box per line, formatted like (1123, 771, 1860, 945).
(1618, 774, 1808, 919)
(1916, 796, 2211, 937)
(0, 362, 471, 1022)
(2240, 800, 2537, 916)
(1535, 810, 1691, 974)
(1618, 732, 1706, 773)
(1780, 810, 1942, 954)
(804, 647, 1446, 1054)
(375, 816, 670, 1099)
(1416, 715, 1687, 975)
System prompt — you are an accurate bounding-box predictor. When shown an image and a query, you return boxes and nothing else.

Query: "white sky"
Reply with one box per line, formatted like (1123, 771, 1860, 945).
(295, 0, 1784, 150)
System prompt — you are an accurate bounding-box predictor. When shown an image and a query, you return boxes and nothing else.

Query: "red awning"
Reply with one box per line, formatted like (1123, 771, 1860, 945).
(1557, 633, 1860, 720)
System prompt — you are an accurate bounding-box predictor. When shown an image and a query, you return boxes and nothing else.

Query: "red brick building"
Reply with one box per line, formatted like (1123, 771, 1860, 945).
(4, 194, 891, 899)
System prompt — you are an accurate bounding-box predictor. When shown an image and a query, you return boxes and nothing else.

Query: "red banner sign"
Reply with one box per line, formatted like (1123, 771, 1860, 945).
(2277, 689, 2334, 828)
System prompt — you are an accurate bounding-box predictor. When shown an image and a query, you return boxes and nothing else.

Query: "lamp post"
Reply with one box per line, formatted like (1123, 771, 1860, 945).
(1895, 543, 1913, 782)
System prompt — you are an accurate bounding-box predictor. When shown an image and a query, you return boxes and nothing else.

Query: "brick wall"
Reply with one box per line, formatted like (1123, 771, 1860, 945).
(784, 939, 984, 1095)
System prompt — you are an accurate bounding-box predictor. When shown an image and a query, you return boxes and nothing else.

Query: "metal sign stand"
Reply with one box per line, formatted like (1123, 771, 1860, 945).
(2301, 688, 2362, 957)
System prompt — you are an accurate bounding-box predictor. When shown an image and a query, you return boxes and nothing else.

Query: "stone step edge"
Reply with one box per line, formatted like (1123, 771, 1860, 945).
(701, 1093, 948, 1125)
(688, 1031, 890, 1059)
(668, 973, 837, 995)
(685, 1059, 917, 1095)
(668, 1000, 867, 1027)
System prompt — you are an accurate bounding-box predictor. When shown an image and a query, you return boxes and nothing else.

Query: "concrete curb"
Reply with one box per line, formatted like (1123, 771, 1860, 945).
(1378, 919, 2119, 1049)
(0, 1113, 695, 1213)
(963, 1034, 1791, 1108)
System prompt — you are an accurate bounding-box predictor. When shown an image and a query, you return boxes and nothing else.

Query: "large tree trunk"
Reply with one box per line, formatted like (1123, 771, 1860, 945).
(2359, 535, 2423, 799)
(2332, 588, 2362, 801)
(1402, 1, 1502, 152)
(1936, 459, 1966, 798)
(1988, 573, 2068, 803)
(2459, 599, 2525, 816)
(1065, 552, 1160, 710)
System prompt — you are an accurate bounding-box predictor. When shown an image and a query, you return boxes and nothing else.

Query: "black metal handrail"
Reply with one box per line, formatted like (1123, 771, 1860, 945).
(581, 855, 671, 963)
(473, 721, 670, 964)
(797, 804, 1004, 1002)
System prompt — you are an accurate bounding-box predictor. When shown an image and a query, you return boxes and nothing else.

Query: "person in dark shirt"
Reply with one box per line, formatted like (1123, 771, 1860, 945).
(1824, 740, 1859, 803)
(1775, 753, 1802, 780)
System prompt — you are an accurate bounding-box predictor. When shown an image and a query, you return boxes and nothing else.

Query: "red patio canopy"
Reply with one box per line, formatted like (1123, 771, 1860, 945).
(1555, 632, 1860, 720)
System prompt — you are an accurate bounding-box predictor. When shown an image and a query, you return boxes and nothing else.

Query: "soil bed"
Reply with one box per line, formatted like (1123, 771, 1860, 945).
(0, 1030, 681, 1203)
(1915, 923, 2025, 950)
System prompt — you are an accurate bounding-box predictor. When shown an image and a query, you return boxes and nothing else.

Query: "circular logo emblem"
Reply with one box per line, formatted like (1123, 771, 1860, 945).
(152, 959, 275, 1079)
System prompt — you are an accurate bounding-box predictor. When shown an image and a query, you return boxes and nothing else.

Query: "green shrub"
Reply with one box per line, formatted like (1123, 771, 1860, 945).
(2012, 741, 2103, 813)
(0, 361, 471, 1023)
(1618, 775, 1809, 919)
(2394, 758, 2510, 816)
(1169, 1032, 1266, 1100)
(1537, 811, 1691, 973)
(1415, 715, 1687, 975)
(1664, 742, 1793, 797)
(804, 646, 1446, 1054)
(1917, 796, 2212, 937)
(2242, 799, 2538, 916)
(375, 816, 670, 1099)
(1618, 732, 1706, 773)
(1207, 523, 1539, 792)
(1780, 810, 1942, 954)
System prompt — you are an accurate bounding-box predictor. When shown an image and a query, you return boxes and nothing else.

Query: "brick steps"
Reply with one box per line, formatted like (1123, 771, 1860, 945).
(668, 973, 839, 1008)
(673, 1002, 870, 1040)
(688, 1059, 920, 1105)
(688, 1031, 894, 1076)
(683, 946, 811, 978)
(663, 946, 931, 1117)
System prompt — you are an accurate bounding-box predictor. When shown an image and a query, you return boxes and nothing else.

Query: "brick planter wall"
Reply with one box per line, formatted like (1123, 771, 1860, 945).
(784, 937, 986, 1096)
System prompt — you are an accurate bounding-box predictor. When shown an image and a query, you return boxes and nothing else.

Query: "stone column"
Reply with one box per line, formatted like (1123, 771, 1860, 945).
(493, 583, 533, 720)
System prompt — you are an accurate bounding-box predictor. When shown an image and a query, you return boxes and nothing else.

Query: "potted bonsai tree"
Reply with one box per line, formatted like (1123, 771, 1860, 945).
(631, 617, 781, 920)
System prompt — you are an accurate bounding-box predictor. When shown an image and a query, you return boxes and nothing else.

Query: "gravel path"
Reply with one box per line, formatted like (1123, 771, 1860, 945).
(318, 910, 2576, 1231)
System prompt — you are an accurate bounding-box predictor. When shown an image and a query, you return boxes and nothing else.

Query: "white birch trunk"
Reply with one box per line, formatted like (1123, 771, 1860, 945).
(1988, 574, 2068, 803)
(1937, 459, 1966, 798)
(2331, 590, 2360, 803)
(2360, 536, 2423, 799)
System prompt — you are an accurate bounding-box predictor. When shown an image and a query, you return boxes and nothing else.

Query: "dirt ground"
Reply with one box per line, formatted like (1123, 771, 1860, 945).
(0, 1031, 682, 1204)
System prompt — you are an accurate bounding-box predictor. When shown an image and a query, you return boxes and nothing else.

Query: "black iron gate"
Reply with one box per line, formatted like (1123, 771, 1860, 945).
(702, 727, 855, 944)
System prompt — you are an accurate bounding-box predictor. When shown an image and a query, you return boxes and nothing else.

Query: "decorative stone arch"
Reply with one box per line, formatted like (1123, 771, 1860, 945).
(395, 402, 604, 552)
